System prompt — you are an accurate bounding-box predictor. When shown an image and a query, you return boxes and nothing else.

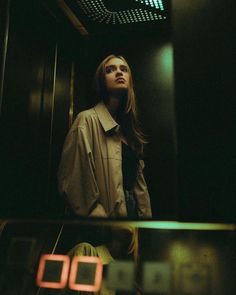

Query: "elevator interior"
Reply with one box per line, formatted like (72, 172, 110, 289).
(1, 0, 235, 221)
(0, 0, 236, 294)
(0, 0, 177, 220)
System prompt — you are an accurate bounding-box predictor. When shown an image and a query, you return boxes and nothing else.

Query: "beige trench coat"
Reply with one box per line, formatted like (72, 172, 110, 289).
(58, 101, 152, 218)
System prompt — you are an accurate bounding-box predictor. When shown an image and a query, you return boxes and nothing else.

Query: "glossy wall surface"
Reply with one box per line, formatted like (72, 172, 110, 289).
(0, 0, 177, 219)
(0, 220, 235, 294)
(1, 0, 235, 221)
(172, 0, 236, 222)
(0, 0, 81, 217)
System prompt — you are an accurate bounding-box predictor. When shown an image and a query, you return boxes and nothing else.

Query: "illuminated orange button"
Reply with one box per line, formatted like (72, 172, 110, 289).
(69, 256, 103, 292)
(36, 254, 70, 289)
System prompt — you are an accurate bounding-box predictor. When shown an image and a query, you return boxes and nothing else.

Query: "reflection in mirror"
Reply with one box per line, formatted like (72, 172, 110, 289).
(56, 0, 176, 220)
(1, 0, 236, 222)
(0, 220, 235, 294)
(0, 0, 176, 219)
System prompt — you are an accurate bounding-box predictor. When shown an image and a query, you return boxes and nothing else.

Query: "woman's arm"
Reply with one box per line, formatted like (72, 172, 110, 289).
(133, 160, 152, 218)
(58, 115, 107, 217)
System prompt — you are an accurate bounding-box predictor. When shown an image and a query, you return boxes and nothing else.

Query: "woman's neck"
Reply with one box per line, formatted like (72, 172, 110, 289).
(106, 96, 120, 119)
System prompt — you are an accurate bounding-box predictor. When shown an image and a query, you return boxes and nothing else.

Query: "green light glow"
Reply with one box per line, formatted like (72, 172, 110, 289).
(85, 221, 235, 231)
(2, 220, 235, 231)
(89, 221, 235, 231)
(154, 43, 174, 89)
(131, 221, 235, 230)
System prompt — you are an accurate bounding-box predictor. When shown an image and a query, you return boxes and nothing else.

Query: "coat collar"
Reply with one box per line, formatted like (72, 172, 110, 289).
(94, 101, 120, 133)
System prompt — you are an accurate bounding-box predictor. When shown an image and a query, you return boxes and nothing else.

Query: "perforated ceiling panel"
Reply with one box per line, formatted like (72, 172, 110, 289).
(59, 0, 170, 34)
(77, 0, 166, 24)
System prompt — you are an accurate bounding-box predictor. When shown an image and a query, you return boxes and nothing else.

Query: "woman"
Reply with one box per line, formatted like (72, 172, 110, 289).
(58, 54, 152, 218)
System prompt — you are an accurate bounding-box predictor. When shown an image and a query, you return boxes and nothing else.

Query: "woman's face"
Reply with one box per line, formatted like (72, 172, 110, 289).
(104, 57, 131, 92)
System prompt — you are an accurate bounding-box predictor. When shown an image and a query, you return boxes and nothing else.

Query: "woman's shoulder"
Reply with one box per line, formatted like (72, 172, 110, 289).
(72, 106, 98, 129)
(68, 242, 98, 257)
(77, 107, 96, 120)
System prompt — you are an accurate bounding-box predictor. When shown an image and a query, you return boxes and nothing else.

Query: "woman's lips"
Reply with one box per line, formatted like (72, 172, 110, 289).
(115, 78, 125, 83)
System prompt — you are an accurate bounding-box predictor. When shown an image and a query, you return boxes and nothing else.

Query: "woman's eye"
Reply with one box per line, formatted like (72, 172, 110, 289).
(106, 66, 115, 73)
(121, 67, 128, 72)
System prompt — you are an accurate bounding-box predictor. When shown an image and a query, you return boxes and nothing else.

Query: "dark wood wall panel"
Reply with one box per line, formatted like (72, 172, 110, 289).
(0, 0, 10, 115)
(173, 0, 236, 221)
(0, 0, 77, 217)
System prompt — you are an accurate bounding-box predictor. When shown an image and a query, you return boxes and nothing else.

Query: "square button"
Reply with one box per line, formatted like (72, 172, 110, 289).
(7, 237, 36, 270)
(36, 254, 70, 289)
(69, 256, 103, 292)
(142, 262, 171, 293)
(107, 261, 135, 292)
(180, 263, 210, 294)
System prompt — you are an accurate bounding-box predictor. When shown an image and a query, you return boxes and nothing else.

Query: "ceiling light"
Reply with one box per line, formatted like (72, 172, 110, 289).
(76, 0, 166, 24)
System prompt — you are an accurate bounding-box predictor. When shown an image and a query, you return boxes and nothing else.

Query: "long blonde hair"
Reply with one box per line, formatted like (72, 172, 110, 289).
(94, 54, 147, 155)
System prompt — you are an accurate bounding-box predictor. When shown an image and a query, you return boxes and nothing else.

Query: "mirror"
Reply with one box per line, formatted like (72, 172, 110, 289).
(0, 0, 176, 219)
(1, 0, 234, 221)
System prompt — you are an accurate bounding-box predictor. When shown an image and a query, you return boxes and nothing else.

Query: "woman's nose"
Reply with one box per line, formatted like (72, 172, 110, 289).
(116, 68, 123, 76)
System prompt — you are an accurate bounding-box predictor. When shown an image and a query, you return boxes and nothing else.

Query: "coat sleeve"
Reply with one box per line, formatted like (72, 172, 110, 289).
(58, 116, 107, 217)
(133, 160, 152, 218)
